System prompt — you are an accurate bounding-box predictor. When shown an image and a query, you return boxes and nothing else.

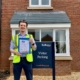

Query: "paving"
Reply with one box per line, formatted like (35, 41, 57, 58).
(5, 72, 80, 80)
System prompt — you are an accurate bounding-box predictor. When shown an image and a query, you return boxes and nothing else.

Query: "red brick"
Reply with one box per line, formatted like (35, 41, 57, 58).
(0, 0, 80, 75)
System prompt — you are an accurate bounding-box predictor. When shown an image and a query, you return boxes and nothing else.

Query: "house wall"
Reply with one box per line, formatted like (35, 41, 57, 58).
(53, 0, 80, 72)
(0, 0, 80, 75)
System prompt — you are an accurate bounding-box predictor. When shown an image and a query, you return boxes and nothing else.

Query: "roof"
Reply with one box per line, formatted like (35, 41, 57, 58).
(10, 11, 71, 24)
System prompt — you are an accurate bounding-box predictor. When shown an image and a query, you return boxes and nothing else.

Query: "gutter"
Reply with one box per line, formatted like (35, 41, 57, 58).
(0, 0, 2, 51)
(0, 0, 2, 70)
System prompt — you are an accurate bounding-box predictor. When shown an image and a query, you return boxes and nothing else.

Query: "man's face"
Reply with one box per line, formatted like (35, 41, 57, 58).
(19, 22, 27, 32)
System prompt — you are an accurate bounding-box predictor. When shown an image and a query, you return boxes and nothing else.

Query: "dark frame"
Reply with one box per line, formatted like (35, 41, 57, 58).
(0, 0, 2, 51)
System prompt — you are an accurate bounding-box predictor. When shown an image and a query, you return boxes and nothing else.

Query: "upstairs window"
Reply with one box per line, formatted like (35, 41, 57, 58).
(30, 0, 51, 7)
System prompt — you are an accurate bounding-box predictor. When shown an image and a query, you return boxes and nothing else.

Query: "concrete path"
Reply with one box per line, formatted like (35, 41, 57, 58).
(6, 72, 80, 80)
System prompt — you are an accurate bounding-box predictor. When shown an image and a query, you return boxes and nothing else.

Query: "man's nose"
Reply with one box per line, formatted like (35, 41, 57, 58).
(21, 25, 25, 27)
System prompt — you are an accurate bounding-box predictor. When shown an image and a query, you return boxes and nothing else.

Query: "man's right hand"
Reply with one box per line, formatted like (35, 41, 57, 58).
(10, 49, 22, 56)
(15, 52, 22, 56)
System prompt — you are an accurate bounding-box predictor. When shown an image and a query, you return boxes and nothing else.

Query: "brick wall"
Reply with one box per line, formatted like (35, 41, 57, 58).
(0, 0, 80, 75)
(52, 0, 80, 72)
(10, 60, 53, 76)
(0, 0, 28, 71)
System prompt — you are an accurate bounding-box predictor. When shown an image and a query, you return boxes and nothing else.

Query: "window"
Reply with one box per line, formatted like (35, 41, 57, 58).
(41, 30, 53, 41)
(16, 30, 20, 34)
(54, 29, 70, 56)
(42, 0, 49, 5)
(13, 29, 70, 56)
(28, 29, 39, 42)
(15, 30, 39, 42)
(31, 0, 39, 5)
(30, 0, 51, 7)
(55, 30, 66, 53)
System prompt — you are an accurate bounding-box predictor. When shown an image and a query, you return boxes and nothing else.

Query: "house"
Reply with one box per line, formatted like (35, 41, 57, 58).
(0, 0, 80, 76)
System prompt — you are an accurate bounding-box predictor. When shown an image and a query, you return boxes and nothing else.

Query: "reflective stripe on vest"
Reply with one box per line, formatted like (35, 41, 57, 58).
(12, 34, 33, 63)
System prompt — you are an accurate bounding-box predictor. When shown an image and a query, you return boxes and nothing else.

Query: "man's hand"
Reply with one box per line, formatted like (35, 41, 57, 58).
(15, 52, 22, 56)
(10, 49, 22, 56)
(29, 38, 34, 44)
(29, 38, 37, 50)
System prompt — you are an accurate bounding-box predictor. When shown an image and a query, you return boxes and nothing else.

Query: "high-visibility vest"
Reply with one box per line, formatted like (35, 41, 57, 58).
(12, 34, 33, 63)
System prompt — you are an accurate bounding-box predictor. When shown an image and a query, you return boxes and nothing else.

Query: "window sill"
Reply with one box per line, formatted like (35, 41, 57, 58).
(27, 7, 53, 10)
(9, 56, 72, 61)
(55, 56, 72, 60)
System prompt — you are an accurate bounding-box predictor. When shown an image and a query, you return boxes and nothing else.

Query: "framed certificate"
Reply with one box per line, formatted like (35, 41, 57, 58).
(18, 38, 30, 53)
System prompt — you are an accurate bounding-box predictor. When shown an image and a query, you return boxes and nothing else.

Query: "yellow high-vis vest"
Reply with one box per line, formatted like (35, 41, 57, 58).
(12, 34, 33, 63)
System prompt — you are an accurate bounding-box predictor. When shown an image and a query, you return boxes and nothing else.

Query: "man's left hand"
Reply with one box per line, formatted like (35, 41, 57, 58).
(29, 38, 34, 44)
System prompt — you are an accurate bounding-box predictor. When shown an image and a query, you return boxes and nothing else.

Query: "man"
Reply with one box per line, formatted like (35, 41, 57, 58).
(10, 20, 36, 80)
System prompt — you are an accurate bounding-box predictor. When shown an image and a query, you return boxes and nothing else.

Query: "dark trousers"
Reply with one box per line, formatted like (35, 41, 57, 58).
(13, 57, 32, 80)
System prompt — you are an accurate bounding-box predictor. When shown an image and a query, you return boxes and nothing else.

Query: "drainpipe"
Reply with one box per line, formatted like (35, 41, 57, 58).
(0, 0, 2, 68)
(0, 0, 2, 50)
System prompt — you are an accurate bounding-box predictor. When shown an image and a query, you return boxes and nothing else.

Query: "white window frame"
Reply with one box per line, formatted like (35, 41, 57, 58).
(54, 29, 70, 56)
(10, 23, 71, 57)
(29, 0, 51, 7)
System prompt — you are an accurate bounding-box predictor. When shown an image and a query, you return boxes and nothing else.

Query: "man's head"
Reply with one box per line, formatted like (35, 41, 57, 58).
(19, 20, 28, 32)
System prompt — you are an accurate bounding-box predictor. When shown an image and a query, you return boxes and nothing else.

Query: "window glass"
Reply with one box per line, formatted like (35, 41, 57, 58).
(56, 30, 66, 41)
(42, 0, 49, 5)
(30, 0, 50, 6)
(31, 0, 39, 5)
(41, 30, 53, 41)
(15, 29, 68, 54)
(55, 30, 66, 53)
(56, 42, 66, 53)
(28, 29, 39, 41)
(16, 30, 20, 34)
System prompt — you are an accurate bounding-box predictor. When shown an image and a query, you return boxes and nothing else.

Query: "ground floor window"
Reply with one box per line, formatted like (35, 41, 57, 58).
(28, 29, 53, 42)
(41, 30, 53, 41)
(14, 29, 70, 56)
(55, 30, 66, 53)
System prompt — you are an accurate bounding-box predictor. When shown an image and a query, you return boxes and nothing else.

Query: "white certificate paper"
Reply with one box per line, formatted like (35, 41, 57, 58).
(19, 38, 30, 53)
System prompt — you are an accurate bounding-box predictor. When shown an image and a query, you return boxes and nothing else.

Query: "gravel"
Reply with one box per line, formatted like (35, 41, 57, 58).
(1, 72, 80, 80)
(0, 71, 10, 80)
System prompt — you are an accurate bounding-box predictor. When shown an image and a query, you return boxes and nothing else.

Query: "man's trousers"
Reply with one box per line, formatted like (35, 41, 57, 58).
(13, 57, 32, 80)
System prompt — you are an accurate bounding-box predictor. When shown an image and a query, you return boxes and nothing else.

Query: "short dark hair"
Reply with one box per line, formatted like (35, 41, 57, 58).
(19, 20, 28, 26)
